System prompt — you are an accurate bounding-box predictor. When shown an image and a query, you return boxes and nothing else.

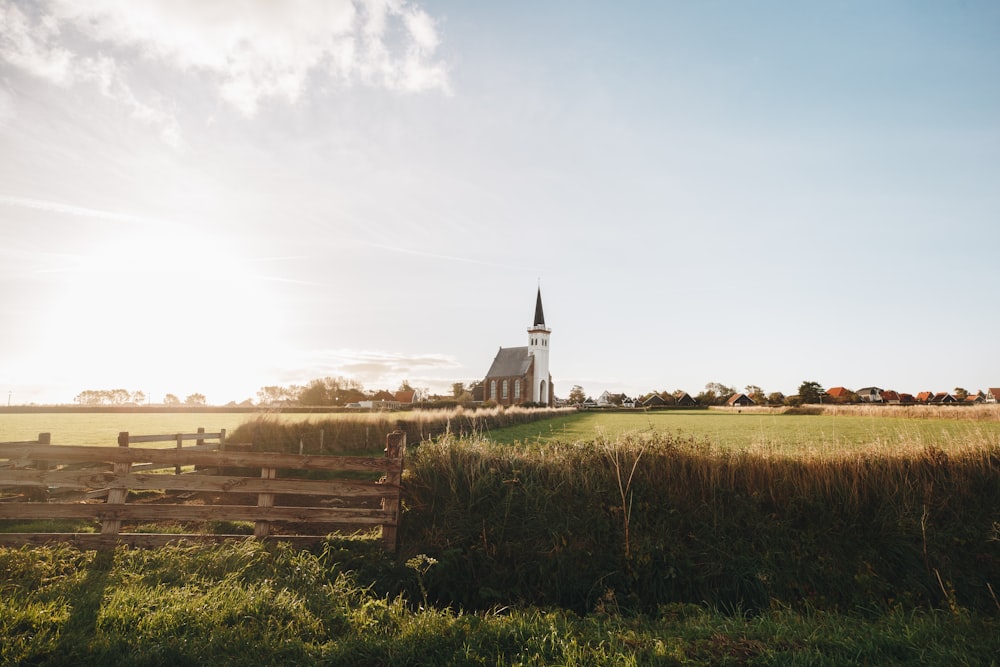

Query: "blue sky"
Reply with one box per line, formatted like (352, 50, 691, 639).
(1, 0, 998, 405)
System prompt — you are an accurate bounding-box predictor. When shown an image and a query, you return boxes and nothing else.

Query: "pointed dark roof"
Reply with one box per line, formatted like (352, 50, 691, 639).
(485, 347, 533, 378)
(533, 288, 545, 327)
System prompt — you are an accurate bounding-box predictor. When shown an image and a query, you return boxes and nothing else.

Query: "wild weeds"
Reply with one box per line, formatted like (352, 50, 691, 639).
(401, 431, 1000, 614)
(228, 406, 575, 454)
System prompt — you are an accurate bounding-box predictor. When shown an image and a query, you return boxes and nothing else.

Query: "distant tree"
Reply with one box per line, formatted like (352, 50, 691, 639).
(657, 391, 677, 405)
(767, 392, 786, 406)
(163, 393, 180, 406)
(297, 380, 329, 406)
(74, 389, 143, 405)
(451, 382, 466, 398)
(568, 385, 587, 404)
(184, 393, 206, 406)
(798, 381, 825, 404)
(954, 387, 969, 402)
(335, 387, 367, 405)
(257, 385, 294, 406)
(698, 382, 735, 406)
(399, 379, 414, 392)
(73, 390, 96, 405)
(705, 382, 735, 398)
(108, 389, 130, 405)
(297, 377, 348, 406)
(745, 385, 766, 405)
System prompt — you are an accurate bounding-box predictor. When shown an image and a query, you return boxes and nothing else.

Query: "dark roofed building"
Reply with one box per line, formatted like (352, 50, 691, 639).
(483, 289, 553, 406)
(642, 394, 667, 407)
(674, 391, 698, 407)
(726, 393, 756, 407)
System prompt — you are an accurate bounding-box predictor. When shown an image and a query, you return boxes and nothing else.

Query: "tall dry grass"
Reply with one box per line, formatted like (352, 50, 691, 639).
(227, 406, 575, 454)
(819, 404, 1000, 421)
(400, 430, 1000, 614)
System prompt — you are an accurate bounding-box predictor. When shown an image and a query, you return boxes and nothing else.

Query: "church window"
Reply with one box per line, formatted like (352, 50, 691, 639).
(514, 380, 521, 399)
(502, 380, 509, 399)
(490, 381, 497, 400)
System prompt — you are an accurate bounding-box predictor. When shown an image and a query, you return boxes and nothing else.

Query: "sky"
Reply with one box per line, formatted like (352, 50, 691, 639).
(1, 0, 999, 406)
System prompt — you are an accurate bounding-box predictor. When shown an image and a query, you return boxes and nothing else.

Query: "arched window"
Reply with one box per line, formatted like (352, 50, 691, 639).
(502, 380, 509, 399)
(514, 379, 521, 399)
(490, 380, 497, 400)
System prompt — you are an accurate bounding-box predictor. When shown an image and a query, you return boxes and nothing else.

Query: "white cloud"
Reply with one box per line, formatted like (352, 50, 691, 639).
(1, 0, 451, 123)
(0, 3, 182, 145)
(0, 3, 73, 82)
(283, 348, 461, 388)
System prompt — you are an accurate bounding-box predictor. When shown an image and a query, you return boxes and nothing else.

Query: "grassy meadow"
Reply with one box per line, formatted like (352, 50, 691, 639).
(0, 411, 279, 447)
(2, 405, 999, 664)
(488, 406, 1000, 455)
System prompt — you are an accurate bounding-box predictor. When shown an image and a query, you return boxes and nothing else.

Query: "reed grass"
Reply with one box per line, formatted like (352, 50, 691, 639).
(817, 404, 1000, 421)
(400, 431, 1000, 614)
(228, 406, 574, 454)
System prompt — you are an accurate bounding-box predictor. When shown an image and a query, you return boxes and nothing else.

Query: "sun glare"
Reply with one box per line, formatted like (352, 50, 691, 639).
(36, 227, 286, 402)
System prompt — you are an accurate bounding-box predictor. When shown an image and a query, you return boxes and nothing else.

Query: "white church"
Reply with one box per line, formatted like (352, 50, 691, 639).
(482, 289, 554, 406)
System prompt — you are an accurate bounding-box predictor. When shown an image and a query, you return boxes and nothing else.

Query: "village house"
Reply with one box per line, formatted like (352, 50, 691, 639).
(856, 387, 884, 403)
(726, 393, 755, 407)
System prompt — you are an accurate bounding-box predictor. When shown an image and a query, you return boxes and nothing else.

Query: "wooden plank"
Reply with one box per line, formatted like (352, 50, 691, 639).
(102, 434, 131, 536)
(380, 431, 406, 551)
(0, 444, 395, 472)
(0, 503, 396, 523)
(0, 532, 374, 549)
(255, 466, 276, 538)
(125, 432, 224, 444)
(0, 469, 398, 497)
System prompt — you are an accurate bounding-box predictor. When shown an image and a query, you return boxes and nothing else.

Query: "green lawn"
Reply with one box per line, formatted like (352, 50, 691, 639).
(485, 409, 1000, 454)
(0, 412, 322, 447)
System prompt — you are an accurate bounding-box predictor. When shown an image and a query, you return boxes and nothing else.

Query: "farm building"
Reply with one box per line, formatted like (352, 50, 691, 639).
(726, 393, 755, 407)
(482, 289, 554, 406)
(856, 387, 884, 403)
(642, 394, 668, 407)
(826, 386, 851, 401)
(674, 391, 698, 407)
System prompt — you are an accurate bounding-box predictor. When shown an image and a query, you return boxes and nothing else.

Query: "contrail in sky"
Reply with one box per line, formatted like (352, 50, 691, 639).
(361, 241, 537, 272)
(0, 194, 162, 226)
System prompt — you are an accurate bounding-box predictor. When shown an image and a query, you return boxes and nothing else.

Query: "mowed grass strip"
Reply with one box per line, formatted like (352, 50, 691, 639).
(487, 409, 1000, 454)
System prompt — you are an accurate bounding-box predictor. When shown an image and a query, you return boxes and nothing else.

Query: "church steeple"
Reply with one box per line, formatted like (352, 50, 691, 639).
(527, 287, 551, 405)
(533, 287, 546, 327)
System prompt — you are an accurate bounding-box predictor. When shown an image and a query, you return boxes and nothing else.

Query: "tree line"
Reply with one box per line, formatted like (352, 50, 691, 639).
(73, 389, 206, 406)
(568, 380, 991, 407)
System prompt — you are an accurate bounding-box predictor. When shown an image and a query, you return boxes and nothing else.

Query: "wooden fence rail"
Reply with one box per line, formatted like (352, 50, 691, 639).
(0, 430, 406, 551)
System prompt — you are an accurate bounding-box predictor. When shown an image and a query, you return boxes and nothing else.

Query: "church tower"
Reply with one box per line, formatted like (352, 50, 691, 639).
(527, 287, 552, 405)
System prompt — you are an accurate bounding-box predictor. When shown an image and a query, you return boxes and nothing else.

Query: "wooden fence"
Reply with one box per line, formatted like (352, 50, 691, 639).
(0, 429, 405, 551)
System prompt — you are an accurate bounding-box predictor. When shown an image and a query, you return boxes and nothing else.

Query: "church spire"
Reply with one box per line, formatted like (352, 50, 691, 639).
(533, 287, 546, 327)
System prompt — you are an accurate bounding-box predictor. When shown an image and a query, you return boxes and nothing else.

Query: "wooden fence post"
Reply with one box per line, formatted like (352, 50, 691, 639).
(28, 433, 51, 502)
(255, 466, 276, 538)
(175, 433, 183, 475)
(102, 432, 132, 537)
(381, 430, 406, 551)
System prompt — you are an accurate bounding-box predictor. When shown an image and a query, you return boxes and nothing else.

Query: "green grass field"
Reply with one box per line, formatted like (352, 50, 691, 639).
(0, 412, 329, 447)
(486, 409, 1000, 454)
(5, 408, 1000, 453)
